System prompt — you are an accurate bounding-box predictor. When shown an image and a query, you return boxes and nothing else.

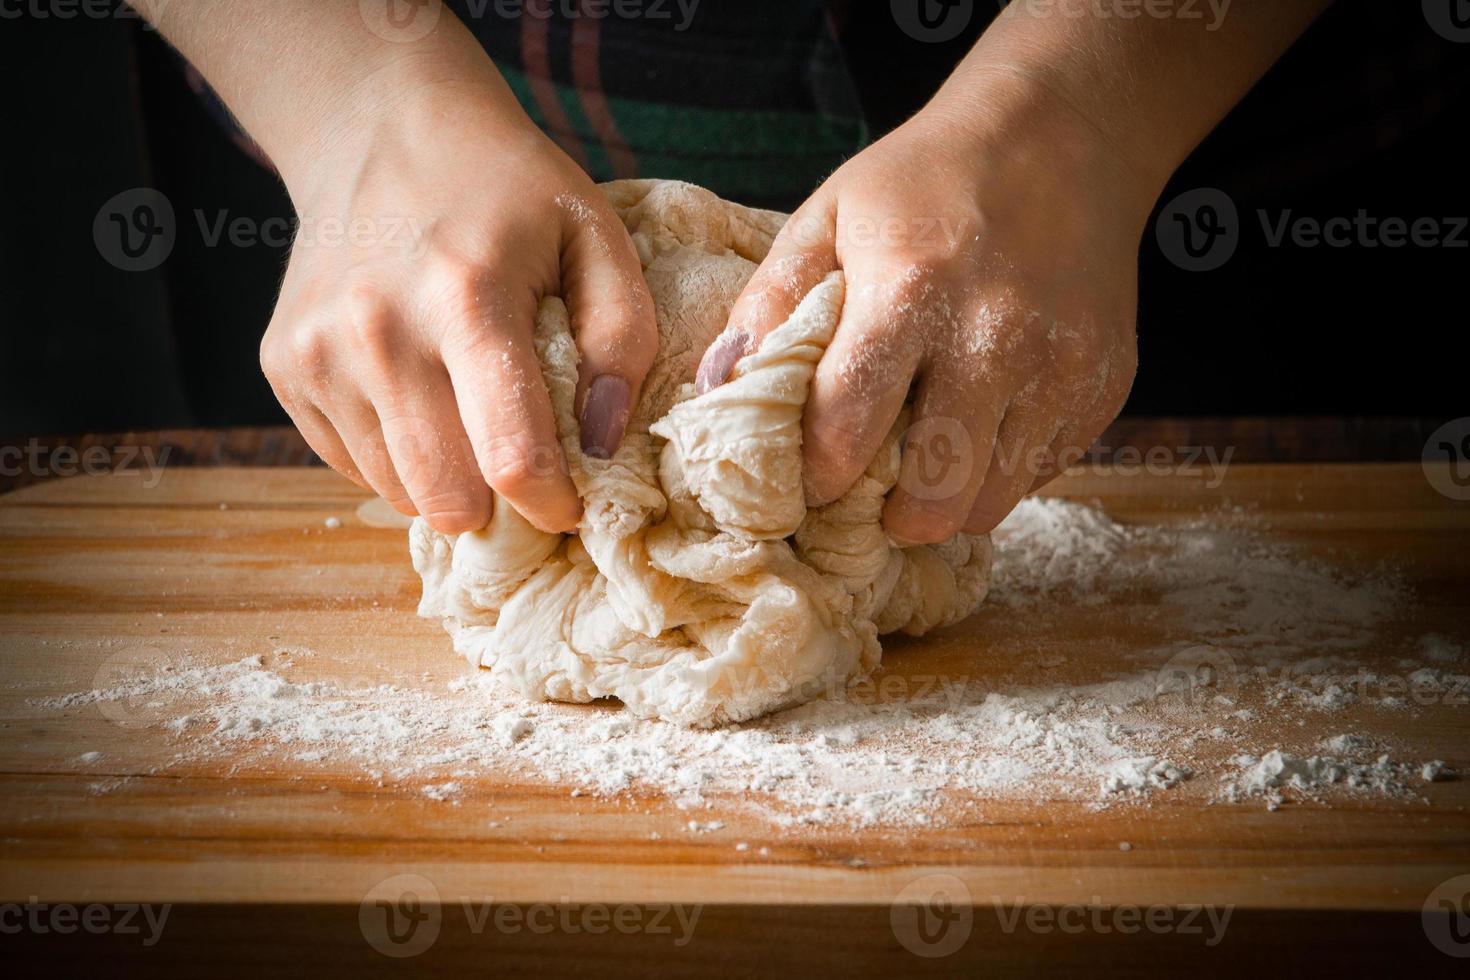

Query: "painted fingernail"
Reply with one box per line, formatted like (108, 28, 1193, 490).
(579, 375, 631, 460)
(695, 331, 750, 394)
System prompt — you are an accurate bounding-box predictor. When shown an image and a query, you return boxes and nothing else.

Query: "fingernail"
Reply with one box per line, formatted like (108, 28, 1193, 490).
(695, 331, 750, 394)
(579, 375, 631, 460)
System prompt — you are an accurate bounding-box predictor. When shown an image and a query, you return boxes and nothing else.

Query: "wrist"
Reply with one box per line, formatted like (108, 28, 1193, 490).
(922, 67, 1168, 232)
(271, 36, 535, 203)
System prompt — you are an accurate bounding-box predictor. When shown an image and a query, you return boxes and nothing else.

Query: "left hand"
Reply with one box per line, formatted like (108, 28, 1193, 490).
(696, 78, 1153, 544)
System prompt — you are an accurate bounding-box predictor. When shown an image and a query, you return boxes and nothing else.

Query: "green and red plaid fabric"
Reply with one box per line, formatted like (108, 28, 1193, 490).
(446, 0, 987, 209)
(187, 2, 989, 210)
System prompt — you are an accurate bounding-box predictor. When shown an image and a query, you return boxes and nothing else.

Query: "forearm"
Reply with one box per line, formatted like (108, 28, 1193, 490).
(930, 0, 1334, 205)
(129, 0, 522, 193)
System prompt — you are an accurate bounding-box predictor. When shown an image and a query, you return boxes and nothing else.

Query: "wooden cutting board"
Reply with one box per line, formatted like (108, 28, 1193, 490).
(2, 463, 1468, 974)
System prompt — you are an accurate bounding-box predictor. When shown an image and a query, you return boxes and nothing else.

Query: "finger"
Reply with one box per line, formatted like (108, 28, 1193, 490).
(696, 196, 838, 394)
(1027, 417, 1105, 495)
(559, 198, 659, 459)
(801, 275, 924, 506)
(1025, 428, 1082, 496)
(279, 399, 372, 492)
(963, 410, 1060, 534)
(1027, 349, 1136, 494)
(442, 303, 581, 535)
(313, 395, 412, 504)
(260, 317, 372, 492)
(882, 367, 1003, 546)
(362, 355, 492, 534)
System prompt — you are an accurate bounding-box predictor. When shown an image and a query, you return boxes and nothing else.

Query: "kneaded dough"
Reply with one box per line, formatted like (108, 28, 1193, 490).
(411, 180, 992, 726)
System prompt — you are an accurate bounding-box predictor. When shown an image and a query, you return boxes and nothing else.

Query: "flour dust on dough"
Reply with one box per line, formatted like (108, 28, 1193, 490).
(411, 180, 992, 726)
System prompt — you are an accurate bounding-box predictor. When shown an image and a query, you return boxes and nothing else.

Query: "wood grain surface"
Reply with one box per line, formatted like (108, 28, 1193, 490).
(0, 416, 1446, 494)
(1, 463, 1467, 975)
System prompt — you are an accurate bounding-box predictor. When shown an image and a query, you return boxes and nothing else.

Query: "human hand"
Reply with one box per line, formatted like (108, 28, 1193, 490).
(696, 80, 1150, 544)
(260, 82, 655, 534)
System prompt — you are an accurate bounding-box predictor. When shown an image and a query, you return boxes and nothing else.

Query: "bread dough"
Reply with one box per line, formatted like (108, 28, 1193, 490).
(411, 180, 992, 726)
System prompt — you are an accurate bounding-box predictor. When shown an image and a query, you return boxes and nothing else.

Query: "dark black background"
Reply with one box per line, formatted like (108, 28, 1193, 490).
(2, 0, 1466, 437)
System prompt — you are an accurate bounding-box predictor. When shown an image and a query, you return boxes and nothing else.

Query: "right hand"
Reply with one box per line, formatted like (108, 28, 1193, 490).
(261, 82, 656, 534)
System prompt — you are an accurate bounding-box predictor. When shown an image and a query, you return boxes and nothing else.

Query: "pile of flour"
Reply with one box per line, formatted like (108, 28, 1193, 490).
(35, 498, 1462, 828)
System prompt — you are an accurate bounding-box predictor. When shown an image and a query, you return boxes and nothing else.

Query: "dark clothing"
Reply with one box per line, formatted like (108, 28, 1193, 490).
(3, 1, 1468, 437)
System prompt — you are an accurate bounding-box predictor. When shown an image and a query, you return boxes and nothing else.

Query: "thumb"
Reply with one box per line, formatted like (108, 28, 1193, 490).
(696, 197, 838, 394)
(560, 198, 658, 460)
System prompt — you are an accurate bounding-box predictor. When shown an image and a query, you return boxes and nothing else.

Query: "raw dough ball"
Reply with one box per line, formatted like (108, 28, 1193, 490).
(411, 180, 992, 726)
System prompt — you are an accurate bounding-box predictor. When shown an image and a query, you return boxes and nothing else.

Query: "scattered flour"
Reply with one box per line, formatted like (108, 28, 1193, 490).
(28, 498, 1463, 827)
(1218, 750, 1414, 811)
(1421, 761, 1453, 783)
(1100, 758, 1193, 796)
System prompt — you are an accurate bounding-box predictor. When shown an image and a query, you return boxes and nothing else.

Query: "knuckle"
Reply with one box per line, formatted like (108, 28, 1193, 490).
(1099, 346, 1138, 417)
(338, 283, 397, 353)
(885, 497, 961, 546)
(964, 494, 1013, 535)
(262, 320, 333, 393)
(579, 291, 658, 369)
(886, 256, 945, 296)
(1051, 333, 1096, 379)
(258, 329, 291, 382)
(479, 439, 563, 497)
(805, 412, 875, 474)
(422, 254, 498, 325)
(416, 489, 489, 534)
